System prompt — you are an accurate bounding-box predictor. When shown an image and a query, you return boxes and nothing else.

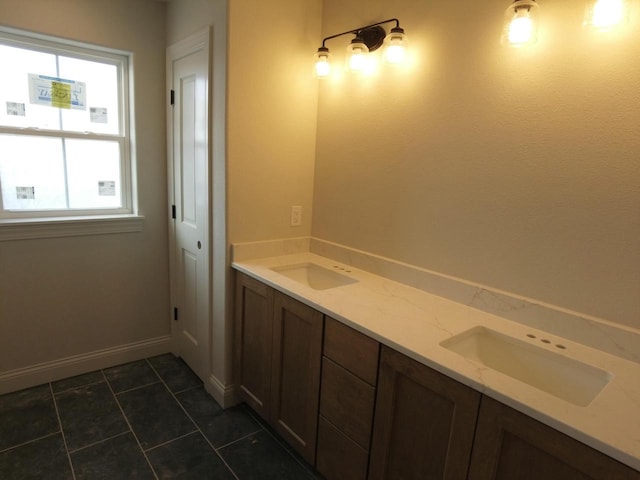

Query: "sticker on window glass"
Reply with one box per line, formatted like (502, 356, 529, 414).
(28, 74, 87, 110)
(90, 107, 108, 123)
(16, 187, 35, 199)
(98, 181, 116, 196)
(6, 102, 26, 116)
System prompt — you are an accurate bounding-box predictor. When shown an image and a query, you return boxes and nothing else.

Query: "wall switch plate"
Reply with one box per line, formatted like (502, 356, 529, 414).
(290, 205, 302, 226)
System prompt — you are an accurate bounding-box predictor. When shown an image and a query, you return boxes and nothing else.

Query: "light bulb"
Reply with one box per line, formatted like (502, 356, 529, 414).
(502, 0, 539, 47)
(509, 11, 534, 44)
(346, 39, 369, 73)
(586, 0, 627, 29)
(314, 48, 331, 78)
(383, 27, 407, 64)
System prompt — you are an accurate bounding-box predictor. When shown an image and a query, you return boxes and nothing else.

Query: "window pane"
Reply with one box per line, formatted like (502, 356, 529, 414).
(0, 134, 66, 210)
(58, 56, 120, 135)
(0, 45, 61, 130)
(0, 29, 131, 219)
(66, 139, 122, 209)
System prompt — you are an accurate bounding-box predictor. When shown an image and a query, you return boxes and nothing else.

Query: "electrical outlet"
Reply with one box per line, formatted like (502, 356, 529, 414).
(290, 205, 302, 226)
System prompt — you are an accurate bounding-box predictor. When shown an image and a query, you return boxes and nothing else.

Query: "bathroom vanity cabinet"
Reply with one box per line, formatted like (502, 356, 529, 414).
(370, 346, 639, 480)
(234, 272, 640, 480)
(234, 272, 323, 464)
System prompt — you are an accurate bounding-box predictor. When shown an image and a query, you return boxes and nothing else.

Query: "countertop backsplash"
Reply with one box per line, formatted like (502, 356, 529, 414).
(232, 236, 640, 365)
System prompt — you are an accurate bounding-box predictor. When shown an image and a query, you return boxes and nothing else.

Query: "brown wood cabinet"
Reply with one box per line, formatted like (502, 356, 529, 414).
(234, 272, 324, 464)
(368, 345, 481, 480)
(316, 318, 380, 480)
(270, 291, 324, 464)
(468, 396, 640, 480)
(234, 272, 274, 420)
(235, 273, 639, 479)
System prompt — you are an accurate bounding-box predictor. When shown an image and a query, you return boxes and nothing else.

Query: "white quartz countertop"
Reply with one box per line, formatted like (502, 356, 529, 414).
(232, 252, 640, 471)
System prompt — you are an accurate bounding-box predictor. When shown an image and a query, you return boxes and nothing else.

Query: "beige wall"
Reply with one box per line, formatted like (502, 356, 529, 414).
(0, 0, 169, 372)
(313, 0, 640, 329)
(227, 0, 321, 243)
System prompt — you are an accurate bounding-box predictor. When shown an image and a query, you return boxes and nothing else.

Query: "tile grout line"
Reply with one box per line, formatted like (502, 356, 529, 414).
(172, 383, 205, 396)
(100, 369, 160, 480)
(145, 358, 241, 480)
(66, 430, 131, 455)
(49, 382, 77, 480)
(0, 431, 60, 455)
(214, 427, 264, 451)
(143, 429, 199, 453)
(112, 380, 162, 396)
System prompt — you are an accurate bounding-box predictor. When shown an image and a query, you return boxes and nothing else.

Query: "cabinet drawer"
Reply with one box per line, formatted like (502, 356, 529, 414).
(316, 416, 369, 480)
(324, 317, 379, 385)
(320, 357, 376, 450)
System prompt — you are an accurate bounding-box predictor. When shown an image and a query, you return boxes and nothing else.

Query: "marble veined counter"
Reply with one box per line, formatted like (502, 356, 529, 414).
(232, 248, 640, 471)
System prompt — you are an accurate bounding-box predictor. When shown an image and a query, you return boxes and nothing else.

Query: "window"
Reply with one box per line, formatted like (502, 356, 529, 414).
(0, 28, 140, 237)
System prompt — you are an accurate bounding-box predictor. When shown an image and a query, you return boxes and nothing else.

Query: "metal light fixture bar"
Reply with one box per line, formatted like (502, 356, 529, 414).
(319, 18, 402, 52)
(314, 18, 406, 78)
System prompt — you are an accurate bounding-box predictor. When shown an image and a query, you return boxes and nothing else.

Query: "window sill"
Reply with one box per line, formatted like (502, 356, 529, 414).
(0, 214, 144, 241)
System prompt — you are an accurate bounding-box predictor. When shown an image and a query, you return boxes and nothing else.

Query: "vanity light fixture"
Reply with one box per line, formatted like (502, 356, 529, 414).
(314, 18, 407, 78)
(502, 0, 540, 46)
(584, 0, 629, 29)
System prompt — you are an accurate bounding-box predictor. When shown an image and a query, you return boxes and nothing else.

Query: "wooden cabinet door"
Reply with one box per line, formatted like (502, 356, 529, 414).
(369, 346, 481, 480)
(468, 396, 640, 480)
(270, 292, 324, 464)
(234, 272, 274, 420)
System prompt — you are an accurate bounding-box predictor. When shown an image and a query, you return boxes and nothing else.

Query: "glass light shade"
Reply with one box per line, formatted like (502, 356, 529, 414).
(584, 0, 628, 29)
(502, 0, 540, 46)
(314, 48, 331, 78)
(383, 28, 408, 64)
(346, 39, 369, 72)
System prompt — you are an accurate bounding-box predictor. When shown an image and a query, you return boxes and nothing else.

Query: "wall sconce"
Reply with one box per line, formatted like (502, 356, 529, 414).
(584, 0, 629, 29)
(501, 0, 540, 46)
(314, 18, 407, 78)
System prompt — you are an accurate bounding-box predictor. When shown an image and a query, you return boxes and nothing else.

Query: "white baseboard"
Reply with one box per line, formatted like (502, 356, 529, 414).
(0, 335, 171, 395)
(206, 373, 238, 408)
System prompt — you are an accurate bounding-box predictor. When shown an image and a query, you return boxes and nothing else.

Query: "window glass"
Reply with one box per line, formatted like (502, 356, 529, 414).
(66, 139, 122, 208)
(58, 56, 120, 135)
(0, 45, 60, 130)
(0, 134, 66, 210)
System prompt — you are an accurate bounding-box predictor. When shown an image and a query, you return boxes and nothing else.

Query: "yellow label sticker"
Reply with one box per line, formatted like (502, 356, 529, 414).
(29, 74, 86, 110)
(51, 81, 72, 109)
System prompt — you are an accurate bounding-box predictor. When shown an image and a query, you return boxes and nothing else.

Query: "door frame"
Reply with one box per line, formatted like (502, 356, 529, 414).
(166, 28, 211, 379)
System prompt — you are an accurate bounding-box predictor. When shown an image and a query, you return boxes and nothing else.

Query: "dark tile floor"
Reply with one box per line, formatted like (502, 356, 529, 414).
(0, 354, 321, 479)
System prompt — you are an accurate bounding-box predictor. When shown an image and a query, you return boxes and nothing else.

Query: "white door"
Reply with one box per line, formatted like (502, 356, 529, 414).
(167, 30, 210, 381)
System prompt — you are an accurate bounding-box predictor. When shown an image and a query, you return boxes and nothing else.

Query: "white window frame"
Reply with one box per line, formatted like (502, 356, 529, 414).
(0, 27, 142, 240)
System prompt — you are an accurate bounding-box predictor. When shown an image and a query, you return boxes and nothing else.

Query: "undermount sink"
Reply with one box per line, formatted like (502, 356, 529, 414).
(271, 263, 358, 291)
(440, 327, 612, 406)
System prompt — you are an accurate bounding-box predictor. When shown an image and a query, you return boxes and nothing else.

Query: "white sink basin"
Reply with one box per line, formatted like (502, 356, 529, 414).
(440, 327, 612, 406)
(271, 263, 358, 291)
